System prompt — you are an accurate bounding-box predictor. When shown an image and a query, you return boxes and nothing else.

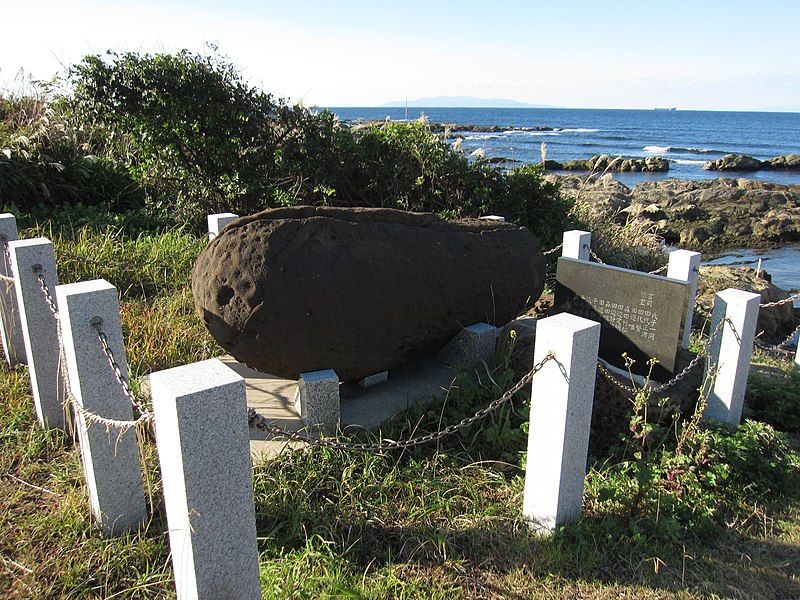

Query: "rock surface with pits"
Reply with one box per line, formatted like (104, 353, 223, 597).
(193, 206, 546, 381)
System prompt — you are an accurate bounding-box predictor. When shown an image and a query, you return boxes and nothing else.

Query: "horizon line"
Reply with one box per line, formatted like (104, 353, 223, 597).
(321, 105, 800, 114)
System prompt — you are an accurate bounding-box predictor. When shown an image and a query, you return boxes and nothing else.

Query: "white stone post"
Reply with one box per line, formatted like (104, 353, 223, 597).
(150, 359, 260, 600)
(207, 213, 239, 241)
(562, 230, 591, 261)
(295, 368, 340, 433)
(9, 238, 65, 429)
(667, 249, 702, 349)
(436, 322, 497, 370)
(55, 279, 147, 535)
(702, 288, 760, 426)
(0, 214, 26, 365)
(523, 312, 601, 534)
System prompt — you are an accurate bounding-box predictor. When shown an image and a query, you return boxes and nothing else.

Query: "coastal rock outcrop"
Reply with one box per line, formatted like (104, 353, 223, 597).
(554, 154, 669, 173)
(192, 206, 545, 381)
(766, 154, 800, 170)
(703, 153, 800, 172)
(550, 175, 800, 249)
(703, 154, 763, 171)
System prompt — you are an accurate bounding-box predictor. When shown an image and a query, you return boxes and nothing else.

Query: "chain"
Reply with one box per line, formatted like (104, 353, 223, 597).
(249, 352, 556, 451)
(92, 320, 150, 416)
(35, 270, 59, 317)
(597, 318, 727, 396)
(542, 243, 563, 256)
(588, 248, 605, 264)
(648, 264, 669, 275)
(0, 234, 12, 270)
(759, 292, 800, 308)
(34, 270, 151, 429)
(754, 322, 800, 354)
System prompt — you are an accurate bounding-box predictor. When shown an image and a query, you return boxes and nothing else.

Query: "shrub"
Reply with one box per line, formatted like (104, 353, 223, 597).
(69, 49, 287, 224)
(0, 92, 142, 213)
(66, 49, 567, 232)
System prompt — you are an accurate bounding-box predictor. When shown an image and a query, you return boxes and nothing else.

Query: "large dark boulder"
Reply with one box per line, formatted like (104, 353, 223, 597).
(193, 206, 546, 381)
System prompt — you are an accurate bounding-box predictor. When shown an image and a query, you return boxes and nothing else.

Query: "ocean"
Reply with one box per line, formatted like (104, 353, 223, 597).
(331, 106, 800, 291)
(329, 107, 800, 187)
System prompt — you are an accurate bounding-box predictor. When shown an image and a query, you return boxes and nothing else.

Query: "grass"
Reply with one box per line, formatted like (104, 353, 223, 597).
(2, 222, 800, 598)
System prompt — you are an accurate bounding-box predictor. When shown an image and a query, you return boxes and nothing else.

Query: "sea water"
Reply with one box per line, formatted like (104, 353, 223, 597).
(331, 107, 800, 290)
(705, 246, 800, 294)
(329, 107, 800, 187)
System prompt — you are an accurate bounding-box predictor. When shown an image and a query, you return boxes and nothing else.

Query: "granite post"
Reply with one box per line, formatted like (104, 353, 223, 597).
(436, 323, 497, 371)
(55, 279, 147, 534)
(0, 213, 26, 365)
(562, 230, 591, 261)
(295, 369, 340, 433)
(150, 359, 260, 600)
(9, 238, 65, 428)
(667, 249, 701, 349)
(523, 312, 601, 534)
(207, 213, 239, 241)
(702, 288, 760, 426)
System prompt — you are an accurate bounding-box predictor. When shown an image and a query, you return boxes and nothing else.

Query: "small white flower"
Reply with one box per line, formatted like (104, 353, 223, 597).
(470, 148, 485, 159)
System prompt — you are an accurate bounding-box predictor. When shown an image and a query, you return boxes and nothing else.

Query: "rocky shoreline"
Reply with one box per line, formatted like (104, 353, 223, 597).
(545, 154, 669, 173)
(703, 153, 800, 172)
(551, 174, 800, 250)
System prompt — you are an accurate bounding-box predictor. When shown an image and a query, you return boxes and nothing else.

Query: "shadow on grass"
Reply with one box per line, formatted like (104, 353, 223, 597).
(251, 452, 800, 598)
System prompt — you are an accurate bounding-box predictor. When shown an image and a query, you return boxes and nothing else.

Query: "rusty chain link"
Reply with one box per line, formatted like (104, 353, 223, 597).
(249, 351, 556, 451)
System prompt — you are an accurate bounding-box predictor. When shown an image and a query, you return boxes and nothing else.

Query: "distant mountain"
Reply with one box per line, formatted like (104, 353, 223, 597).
(380, 96, 554, 108)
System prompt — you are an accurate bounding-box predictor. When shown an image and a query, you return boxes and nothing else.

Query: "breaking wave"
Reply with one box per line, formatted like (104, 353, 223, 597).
(643, 145, 670, 154)
(671, 159, 706, 165)
(644, 145, 719, 154)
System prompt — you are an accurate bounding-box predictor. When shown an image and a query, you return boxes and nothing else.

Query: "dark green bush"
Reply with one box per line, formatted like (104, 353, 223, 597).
(65, 49, 566, 231)
(3, 49, 568, 236)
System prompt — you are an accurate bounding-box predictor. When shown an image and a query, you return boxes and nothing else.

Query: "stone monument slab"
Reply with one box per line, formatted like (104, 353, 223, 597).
(554, 257, 690, 380)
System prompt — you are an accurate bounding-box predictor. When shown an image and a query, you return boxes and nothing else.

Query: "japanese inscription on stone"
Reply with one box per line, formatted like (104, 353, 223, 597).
(554, 257, 690, 379)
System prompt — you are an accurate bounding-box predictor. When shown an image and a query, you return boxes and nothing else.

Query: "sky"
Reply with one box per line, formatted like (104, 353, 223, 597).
(2, 0, 799, 111)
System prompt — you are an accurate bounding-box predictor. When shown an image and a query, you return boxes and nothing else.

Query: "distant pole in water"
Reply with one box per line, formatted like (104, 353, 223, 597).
(541, 142, 548, 171)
